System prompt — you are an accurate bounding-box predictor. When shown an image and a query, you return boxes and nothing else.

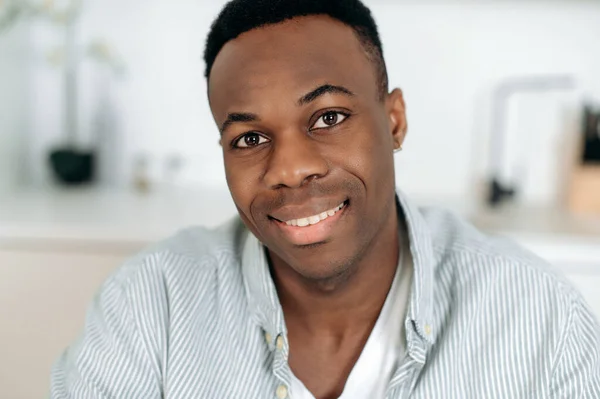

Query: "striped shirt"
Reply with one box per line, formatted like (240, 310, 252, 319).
(50, 191, 600, 398)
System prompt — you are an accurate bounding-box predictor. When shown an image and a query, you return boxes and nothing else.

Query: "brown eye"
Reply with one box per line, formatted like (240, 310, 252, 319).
(245, 134, 260, 146)
(323, 112, 338, 126)
(233, 132, 269, 148)
(311, 111, 349, 130)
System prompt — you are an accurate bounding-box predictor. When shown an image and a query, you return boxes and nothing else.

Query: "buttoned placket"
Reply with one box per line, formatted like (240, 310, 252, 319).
(265, 328, 292, 399)
(384, 319, 434, 398)
(242, 232, 294, 398)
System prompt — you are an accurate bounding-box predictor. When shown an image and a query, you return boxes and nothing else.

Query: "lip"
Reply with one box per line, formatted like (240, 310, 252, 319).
(269, 199, 347, 223)
(271, 200, 349, 246)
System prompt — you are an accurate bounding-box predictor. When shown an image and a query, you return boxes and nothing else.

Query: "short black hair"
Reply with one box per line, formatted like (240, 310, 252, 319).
(203, 0, 389, 98)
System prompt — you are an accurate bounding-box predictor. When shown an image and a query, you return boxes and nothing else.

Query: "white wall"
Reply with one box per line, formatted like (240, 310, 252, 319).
(375, 2, 600, 201)
(0, 22, 30, 193)
(6, 0, 600, 203)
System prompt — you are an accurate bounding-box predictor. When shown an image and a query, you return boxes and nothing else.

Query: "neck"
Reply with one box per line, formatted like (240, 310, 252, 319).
(270, 201, 400, 336)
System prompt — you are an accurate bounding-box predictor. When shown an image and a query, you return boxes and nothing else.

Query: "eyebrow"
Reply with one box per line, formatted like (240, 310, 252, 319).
(220, 112, 259, 134)
(297, 84, 355, 106)
(219, 84, 355, 134)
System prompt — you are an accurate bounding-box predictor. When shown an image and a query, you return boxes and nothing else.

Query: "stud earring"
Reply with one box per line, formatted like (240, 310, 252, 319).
(394, 145, 403, 153)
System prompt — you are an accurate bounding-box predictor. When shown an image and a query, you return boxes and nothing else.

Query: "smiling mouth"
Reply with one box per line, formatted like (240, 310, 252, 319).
(273, 200, 349, 227)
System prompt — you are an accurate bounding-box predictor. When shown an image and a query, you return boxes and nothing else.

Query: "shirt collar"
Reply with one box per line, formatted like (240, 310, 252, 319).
(241, 189, 436, 345)
(395, 190, 436, 345)
(241, 231, 287, 342)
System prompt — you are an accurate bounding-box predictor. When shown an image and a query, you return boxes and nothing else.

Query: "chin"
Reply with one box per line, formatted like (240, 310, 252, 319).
(283, 244, 364, 284)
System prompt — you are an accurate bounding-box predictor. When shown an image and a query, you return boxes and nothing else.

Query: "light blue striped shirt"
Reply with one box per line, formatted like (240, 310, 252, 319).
(50, 192, 600, 398)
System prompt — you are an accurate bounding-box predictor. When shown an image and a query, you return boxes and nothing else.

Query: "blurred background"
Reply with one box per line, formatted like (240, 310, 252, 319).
(1, 0, 600, 397)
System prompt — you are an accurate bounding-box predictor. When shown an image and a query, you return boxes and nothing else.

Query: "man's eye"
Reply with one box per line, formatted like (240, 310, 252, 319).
(311, 111, 348, 130)
(233, 132, 270, 149)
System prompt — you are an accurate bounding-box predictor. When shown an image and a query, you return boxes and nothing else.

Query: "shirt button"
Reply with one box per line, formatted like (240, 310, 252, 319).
(424, 324, 432, 335)
(276, 336, 284, 350)
(276, 384, 288, 399)
(265, 332, 272, 345)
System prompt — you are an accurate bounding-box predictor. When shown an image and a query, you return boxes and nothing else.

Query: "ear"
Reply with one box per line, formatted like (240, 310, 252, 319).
(386, 88, 408, 150)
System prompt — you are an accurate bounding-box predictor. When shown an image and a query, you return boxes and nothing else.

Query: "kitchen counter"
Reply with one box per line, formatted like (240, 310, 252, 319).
(0, 187, 599, 263)
(471, 203, 600, 268)
(0, 187, 237, 253)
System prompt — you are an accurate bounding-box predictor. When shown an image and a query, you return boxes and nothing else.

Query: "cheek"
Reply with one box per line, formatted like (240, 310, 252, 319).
(224, 158, 256, 212)
(224, 152, 276, 223)
(364, 114, 395, 173)
(333, 120, 394, 187)
(224, 160, 274, 243)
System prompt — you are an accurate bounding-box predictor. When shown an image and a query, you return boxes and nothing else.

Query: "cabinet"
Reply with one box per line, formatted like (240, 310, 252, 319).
(0, 249, 130, 399)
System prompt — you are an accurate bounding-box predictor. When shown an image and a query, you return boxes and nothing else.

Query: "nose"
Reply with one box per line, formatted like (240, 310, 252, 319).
(263, 132, 329, 189)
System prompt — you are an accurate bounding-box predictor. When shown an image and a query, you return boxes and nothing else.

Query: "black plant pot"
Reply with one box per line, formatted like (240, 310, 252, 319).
(49, 147, 96, 185)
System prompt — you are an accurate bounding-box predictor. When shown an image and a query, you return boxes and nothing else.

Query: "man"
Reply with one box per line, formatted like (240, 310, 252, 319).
(50, 0, 600, 398)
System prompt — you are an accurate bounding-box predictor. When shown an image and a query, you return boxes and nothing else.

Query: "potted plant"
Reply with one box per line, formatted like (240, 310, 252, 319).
(0, 0, 123, 185)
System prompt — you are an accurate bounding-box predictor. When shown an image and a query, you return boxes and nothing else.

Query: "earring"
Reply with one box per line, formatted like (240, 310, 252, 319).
(394, 145, 403, 153)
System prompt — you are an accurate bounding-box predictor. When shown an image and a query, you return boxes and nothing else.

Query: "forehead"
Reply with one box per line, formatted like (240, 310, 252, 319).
(208, 15, 378, 114)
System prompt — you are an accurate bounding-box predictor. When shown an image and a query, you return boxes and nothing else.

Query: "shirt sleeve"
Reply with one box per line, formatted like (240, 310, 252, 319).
(551, 292, 600, 398)
(49, 266, 163, 399)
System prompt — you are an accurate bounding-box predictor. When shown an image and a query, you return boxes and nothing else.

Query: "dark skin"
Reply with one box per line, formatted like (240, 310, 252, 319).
(208, 16, 408, 399)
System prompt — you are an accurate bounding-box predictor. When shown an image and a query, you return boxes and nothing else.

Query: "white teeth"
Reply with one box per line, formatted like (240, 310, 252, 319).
(297, 218, 309, 227)
(284, 202, 345, 227)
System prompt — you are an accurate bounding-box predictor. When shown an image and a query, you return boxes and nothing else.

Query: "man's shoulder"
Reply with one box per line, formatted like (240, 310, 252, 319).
(150, 216, 246, 263)
(419, 206, 582, 310)
(108, 216, 247, 290)
(413, 206, 600, 396)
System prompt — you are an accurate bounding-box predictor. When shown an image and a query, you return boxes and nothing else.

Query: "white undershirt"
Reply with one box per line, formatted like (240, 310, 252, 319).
(290, 234, 414, 399)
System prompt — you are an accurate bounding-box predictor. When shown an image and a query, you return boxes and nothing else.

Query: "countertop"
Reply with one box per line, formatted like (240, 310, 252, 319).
(0, 187, 599, 265)
(0, 187, 237, 253)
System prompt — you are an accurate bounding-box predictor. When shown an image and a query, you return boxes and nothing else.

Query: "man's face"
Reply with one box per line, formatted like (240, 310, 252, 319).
(208, 16, 407, 280)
